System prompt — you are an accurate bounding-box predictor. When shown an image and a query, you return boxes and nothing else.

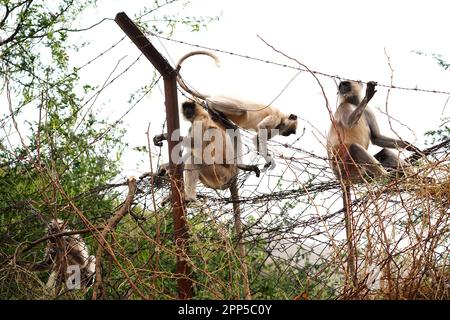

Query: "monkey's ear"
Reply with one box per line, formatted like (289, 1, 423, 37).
(288, 114, 297, 120)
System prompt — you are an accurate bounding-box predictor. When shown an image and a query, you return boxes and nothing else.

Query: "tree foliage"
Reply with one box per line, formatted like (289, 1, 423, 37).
(0, 0, 222, 299)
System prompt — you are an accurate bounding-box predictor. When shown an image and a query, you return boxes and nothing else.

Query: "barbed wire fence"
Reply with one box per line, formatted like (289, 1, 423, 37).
(0, 14, 449, 300)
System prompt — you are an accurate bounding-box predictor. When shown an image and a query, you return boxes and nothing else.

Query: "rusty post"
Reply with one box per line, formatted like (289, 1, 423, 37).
(115, 12, 192, 299)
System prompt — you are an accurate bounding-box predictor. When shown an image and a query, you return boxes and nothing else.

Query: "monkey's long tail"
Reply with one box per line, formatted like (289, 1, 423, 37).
(175, 50, 220, 101)
(230, 179, 252, 300)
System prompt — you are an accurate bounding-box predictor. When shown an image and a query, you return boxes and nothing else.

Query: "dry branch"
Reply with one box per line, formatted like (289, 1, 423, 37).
(92, 176, 137, 300)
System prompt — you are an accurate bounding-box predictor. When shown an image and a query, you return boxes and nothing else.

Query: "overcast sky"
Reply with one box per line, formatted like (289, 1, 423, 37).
(5, 0, 450, 178)
(91, 0, 450, 177)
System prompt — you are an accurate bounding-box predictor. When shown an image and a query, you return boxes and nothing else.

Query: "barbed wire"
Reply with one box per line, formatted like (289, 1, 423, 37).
(148, 32, 450, 96)
(2, 96, 448, 299)
(1, 15, 449, 300)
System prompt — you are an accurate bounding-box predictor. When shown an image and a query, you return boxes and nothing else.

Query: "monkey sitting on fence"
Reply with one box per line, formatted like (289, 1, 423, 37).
(154, 100, 256, 299)
(327, 80, 422, 183)
(326, 80, 424, 286)
(31, 219, 96, 292)
(154, 100, 260, 203)
(175, 50, 298, 170)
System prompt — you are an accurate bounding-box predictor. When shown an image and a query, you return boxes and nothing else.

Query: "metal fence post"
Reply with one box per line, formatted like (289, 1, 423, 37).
(115, 12, 192, 299)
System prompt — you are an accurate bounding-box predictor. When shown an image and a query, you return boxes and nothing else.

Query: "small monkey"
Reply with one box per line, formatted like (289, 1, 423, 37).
(31, 219, 96, 291)
(176, 50, 298, 170)
(327, 80, 421, 183)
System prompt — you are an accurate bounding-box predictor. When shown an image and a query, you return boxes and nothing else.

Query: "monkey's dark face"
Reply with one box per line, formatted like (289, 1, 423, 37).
(181, 101, 197, 121)
(278, 114, 298, 137)
(338, 81, 352, 95)
(338, 80, 363, 102)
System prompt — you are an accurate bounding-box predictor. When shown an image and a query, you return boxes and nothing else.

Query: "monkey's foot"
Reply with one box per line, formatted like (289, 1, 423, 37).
(250, 165, 261, 177)
(160, 195, 172, 206)
(262, 158, 276, 171)
(237, 164, 261, 177)
(156, 163, 170, 176)
(262, 155, 276, 172)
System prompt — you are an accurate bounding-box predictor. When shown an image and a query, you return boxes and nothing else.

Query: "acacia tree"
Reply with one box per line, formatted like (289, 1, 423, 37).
(0, 0, 217, 299)
(413, 51, 450, 143)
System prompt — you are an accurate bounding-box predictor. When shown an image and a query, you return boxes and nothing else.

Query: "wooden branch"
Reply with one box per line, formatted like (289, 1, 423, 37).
(0, 0, 34, 47)
(407, 138, 450, 162)
(22, 227, 104, 253)
(92, 176, 137, 300)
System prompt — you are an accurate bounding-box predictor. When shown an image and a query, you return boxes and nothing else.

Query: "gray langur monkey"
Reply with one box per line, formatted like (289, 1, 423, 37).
(327, 80, 423, 285)
(31, 219, 96, 291)
(175, 50, 298, 170)
(327, 80, 422, 183)
(155, 100, 257, 299)
(154, 100, 260, 202)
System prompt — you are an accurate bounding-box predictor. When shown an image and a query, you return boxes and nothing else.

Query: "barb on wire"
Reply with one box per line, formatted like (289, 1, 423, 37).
(148, 32, 450, 96)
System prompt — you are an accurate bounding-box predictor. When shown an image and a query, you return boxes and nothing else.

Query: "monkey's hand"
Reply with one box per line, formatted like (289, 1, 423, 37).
(365, 81, 377, 101)
(404, 142, 425, 161)
(153, 133, 168, 147)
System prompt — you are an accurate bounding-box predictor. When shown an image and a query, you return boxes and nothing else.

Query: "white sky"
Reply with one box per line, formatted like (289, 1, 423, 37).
(3, 0, 448, 284)
(3, 0, 450, 178)
(101, 0, 450, 178)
